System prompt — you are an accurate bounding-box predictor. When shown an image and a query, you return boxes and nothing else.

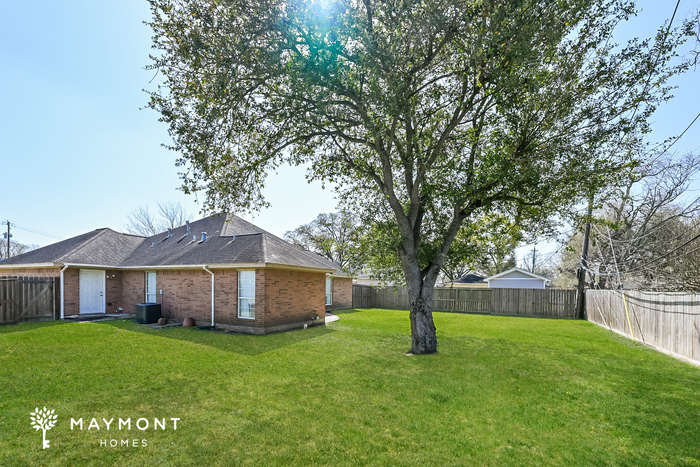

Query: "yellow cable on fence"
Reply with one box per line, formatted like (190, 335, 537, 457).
(622, 292, 635, 342)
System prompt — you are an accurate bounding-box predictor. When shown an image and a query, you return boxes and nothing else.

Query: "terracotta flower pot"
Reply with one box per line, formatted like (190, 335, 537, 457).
(183, 317, 196, 327)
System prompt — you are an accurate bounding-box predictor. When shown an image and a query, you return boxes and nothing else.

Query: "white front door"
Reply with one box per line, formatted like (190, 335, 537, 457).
(80, 269, 105, 314)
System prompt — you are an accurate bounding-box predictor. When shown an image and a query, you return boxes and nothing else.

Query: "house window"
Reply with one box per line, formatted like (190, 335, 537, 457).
(326, 277, 333, 306)
(238, 270, 255, 319)
(146, 272, 157, 303)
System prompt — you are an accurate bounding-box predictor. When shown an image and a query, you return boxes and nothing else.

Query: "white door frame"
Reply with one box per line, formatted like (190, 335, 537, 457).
(79, 269, 106, 314)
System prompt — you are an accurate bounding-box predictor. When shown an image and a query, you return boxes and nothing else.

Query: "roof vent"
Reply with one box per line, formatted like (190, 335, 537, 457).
(167, 229, 172, 238)
(151, 242, 155, 247)
(186, 220, 190, 235)
(192, 234, 197, 242)
(199, 232, 207, 243)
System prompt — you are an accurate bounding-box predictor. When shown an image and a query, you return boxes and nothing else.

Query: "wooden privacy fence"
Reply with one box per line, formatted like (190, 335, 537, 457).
(352, 285, 374, 308)
(0, 276, 59, 325)
(587, 290, 700, 364)
(352, 285, 577, 318)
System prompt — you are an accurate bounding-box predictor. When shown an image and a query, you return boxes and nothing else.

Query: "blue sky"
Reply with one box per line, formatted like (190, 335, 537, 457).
(1, 0, 699, 262)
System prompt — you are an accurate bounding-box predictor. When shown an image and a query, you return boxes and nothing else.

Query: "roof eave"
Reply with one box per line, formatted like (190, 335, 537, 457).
(263, 262, 335, 273)
(0, 262, 61, 269)
(1, 262, 334, 273)
(484, 267, 551, 282)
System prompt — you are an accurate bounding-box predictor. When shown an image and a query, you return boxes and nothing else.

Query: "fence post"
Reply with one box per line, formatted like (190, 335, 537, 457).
(14, 278, 20, 324)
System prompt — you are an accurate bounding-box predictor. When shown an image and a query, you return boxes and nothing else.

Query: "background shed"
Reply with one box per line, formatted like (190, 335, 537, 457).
(484, 268, 549, 289)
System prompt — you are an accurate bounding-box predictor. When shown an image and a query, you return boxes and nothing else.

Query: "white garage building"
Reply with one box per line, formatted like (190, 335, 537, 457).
(484, 267, 550, 289)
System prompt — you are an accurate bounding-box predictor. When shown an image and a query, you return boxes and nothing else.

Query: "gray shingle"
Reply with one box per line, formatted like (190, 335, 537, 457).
(0, 214, 335, 272)
(0, 229, 144, 266)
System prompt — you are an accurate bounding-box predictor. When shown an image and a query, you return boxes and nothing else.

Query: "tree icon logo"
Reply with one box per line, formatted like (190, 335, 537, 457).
(30, 407, 57, 449)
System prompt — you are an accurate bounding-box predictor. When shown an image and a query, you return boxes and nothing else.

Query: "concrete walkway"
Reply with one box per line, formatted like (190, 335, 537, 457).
(65, 313, 133, 323)
(326, 312, 340, 323)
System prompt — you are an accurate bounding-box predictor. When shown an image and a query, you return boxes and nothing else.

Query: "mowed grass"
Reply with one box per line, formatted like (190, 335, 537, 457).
(1, 310, 699, 466)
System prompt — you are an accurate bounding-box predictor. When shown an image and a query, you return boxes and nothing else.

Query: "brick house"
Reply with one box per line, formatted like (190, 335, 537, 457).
(0, 214, 353, 334)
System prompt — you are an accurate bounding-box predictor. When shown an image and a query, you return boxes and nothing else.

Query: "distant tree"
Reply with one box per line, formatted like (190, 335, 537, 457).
(0, 239, 38, 260)
(440, 215, 520, 283)
(157, 201, 193, 230)
(284, 212, 360, 270)
(147, 0, 695, 353)
(125, 201, 193, 236)
(553, 152, 700, 290)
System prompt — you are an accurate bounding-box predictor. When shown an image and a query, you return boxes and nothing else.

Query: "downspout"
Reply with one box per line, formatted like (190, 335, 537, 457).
(60, 264, 69, 319)
(203, 266, 214, 326)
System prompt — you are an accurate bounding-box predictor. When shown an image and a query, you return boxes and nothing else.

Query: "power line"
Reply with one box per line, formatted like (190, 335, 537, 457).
(591, 218, 700, 268)
(643, 110, 700, 159)
(601, 0, 687, 173)
(591, 215, 700, 245)
(10, 224, 63, 240)
(583, 230, 700, 277)
(629, 0, 682, 125)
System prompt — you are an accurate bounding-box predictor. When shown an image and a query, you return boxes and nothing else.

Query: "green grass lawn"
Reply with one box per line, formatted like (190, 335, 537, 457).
(1, 310, 699, 466)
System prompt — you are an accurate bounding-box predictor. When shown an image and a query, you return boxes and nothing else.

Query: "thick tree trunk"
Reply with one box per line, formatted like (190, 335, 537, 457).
(408, 287, 437, 354)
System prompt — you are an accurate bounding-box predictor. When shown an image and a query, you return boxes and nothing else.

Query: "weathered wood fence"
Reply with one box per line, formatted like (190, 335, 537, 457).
(0, 276, 59, 325)
(587, 290, 700, 364)
(352, 285, 577, 318)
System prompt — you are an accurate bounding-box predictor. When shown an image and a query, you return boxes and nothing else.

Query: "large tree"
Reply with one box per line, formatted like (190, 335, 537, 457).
(147, 0, 693, 353)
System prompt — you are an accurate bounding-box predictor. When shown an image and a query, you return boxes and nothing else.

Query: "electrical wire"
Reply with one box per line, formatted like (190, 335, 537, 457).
(629, 0, 682, 125)
(592, 213, 700, 245)
(642, 111, 700, 159)
(607, 225, 623, 285)
(11, 224, 64, 240)
(582, 234, 700, 277)
(590, 217, 700, 269)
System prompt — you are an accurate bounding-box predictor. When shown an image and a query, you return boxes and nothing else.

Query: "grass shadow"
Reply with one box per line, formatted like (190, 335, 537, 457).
(101, 318, 334, 356)
(332, 308, 370, 315)
(0, 320, 66, 334)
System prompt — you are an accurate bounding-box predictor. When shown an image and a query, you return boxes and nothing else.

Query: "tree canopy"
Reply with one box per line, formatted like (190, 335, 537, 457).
(284, 211, 361, 270)
(147, 0, 695, 353)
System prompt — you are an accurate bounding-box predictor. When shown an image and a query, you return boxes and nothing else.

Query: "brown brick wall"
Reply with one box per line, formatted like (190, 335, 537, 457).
(328, 277, 353, 310)
(1, 267, 126, 315)
(213, 269, 238, 324)
(104, 269, 122, 314)
(132, 269, 265, 328)
(152, 269, 211, 323)
(253, 269, 266, 328)
(263, 269, 325, 328)
(61, 269, 80, 316)
(1, 266, 330, 330)
(121, 270, 145, 314)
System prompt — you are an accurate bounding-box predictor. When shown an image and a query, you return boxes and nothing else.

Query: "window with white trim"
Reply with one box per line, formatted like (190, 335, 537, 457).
(238, 270, 255, 319)
(326, 277, 333, 306)
(146, 272, 157, 303)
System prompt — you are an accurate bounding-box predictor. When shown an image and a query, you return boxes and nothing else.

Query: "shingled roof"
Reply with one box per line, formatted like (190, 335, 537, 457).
(0, 214, 339, 273)
(0, 229, 145, 266)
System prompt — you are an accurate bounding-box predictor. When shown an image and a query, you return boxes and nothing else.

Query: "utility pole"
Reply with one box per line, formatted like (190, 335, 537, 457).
(2, 220, 11, 259)
(531, 246, 537, 273)
(576, 200, 593, 320)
